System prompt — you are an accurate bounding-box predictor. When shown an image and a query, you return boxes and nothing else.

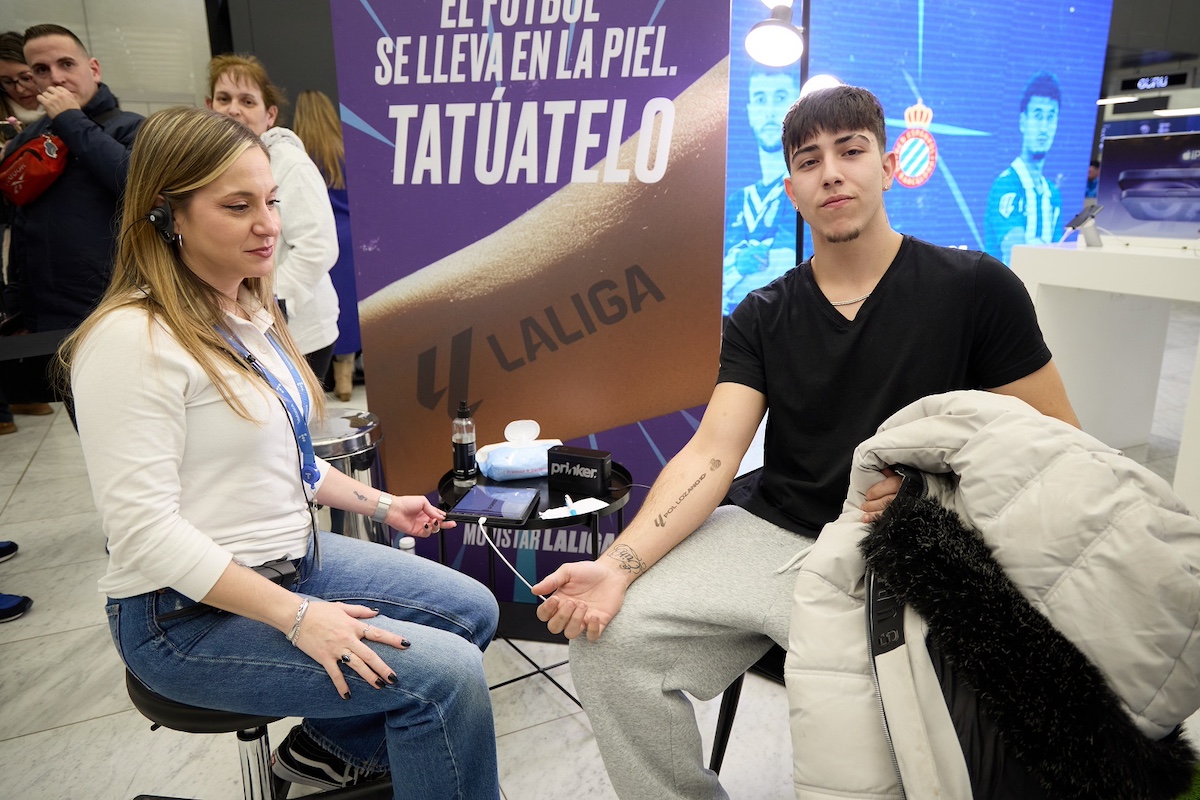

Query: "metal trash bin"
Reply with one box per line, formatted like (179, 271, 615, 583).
(312, 408, 388, 545)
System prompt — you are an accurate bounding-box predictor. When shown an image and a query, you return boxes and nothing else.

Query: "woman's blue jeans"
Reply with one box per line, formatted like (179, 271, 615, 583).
(108, 531, 501, 800)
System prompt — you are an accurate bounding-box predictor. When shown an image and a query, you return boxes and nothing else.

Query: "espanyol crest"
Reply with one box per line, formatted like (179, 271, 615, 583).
(892, 99, 938, 188)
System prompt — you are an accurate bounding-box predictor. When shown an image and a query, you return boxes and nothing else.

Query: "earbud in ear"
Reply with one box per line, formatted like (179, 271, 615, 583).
(147, 201, 175, 244)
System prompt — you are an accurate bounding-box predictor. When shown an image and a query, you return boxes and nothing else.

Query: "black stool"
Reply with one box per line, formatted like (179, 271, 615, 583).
(125, 670, 392, 800)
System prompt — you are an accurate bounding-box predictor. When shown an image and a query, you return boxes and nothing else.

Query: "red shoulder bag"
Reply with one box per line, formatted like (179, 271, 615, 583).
(0, 133, 69, 206)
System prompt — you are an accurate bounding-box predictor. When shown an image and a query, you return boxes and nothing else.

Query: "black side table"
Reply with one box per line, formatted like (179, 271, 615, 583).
(436, 464, 632, 705)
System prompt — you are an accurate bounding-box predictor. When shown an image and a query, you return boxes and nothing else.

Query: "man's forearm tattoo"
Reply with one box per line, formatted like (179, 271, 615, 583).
(653, 458, 722, 529)
(606, 544, 647, 574)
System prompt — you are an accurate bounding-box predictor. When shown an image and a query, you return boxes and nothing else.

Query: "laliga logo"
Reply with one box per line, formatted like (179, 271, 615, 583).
(892, 99, 938, 189)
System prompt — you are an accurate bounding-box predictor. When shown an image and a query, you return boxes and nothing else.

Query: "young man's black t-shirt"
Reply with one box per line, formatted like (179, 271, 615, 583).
(719, 235, 1051, 535)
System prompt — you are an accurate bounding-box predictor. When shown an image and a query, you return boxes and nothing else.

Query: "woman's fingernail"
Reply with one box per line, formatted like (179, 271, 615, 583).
(387, 673, 397, 684)
(375, 677, 385, 688)
(342, 691, 351, 700)
(371, 607, 380, 613)
(401, 638, 411, 648)
(423, 523, 430, 530)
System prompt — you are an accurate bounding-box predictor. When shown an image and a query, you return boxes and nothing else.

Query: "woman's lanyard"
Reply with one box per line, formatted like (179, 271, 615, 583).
(218, 326, 323, 565)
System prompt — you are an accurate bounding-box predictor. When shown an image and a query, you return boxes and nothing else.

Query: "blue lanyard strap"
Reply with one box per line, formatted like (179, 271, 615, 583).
(217, 327, 320, 491)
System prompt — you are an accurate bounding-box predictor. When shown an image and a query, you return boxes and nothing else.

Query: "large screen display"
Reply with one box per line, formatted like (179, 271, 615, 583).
(722, 0, 1112, 310)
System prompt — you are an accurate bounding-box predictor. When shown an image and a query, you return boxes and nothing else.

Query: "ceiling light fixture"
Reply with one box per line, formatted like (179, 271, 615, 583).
(1095, 95, 1138, 106)
(746, 3, 805, 67)
(800, 74, 843, 97)
(1152, 107, 1200, 117)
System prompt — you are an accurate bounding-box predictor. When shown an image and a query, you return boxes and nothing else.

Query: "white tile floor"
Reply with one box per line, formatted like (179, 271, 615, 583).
(0, 300, 1196, 799)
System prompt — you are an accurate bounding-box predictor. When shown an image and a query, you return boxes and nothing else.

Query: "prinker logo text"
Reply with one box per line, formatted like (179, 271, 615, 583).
(550, 462, 598, 478)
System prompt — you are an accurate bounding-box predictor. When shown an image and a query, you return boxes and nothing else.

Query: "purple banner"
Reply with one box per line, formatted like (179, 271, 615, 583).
(330, 0, 731, 606)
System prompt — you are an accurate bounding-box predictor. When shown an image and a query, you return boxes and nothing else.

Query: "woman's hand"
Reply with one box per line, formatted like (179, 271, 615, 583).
(312, 468, 455, 537)
(386, 494, 456, 538)
(292, 599, 409, 699)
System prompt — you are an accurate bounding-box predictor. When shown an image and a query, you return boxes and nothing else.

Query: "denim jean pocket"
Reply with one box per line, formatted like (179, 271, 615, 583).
(105, 602, 125, 664)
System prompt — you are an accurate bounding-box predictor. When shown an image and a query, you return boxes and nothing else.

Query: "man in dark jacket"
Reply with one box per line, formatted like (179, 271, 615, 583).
(1, 24, 142, 401)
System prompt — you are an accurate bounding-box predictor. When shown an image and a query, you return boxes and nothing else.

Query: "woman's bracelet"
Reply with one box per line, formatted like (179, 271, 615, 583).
(287, 598, 310, 646)
(371, 492, 394, 524)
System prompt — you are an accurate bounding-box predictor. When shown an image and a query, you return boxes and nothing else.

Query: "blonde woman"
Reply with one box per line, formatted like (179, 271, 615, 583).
(206, 54, 341, 383)
(294, 89, 361, 401)
(62, 106, 500, 798)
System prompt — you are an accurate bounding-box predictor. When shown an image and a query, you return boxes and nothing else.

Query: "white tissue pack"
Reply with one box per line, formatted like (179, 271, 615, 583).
(475, 419, 562, 481)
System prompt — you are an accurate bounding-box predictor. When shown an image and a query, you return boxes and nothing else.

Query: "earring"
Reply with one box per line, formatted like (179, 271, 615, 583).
(175, 233, 183, 247)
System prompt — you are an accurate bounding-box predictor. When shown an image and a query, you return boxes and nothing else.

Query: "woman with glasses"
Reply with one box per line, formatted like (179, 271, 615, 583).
(0, 31, 42, 147)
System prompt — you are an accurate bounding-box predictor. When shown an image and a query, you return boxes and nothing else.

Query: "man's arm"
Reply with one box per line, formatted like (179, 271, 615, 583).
(604, 381, 766, 575)
(863, 359, 1080, 522)
(531, 381, 767, 640)
(42, 87, 141, 195)
(987, 358, 1079, 428)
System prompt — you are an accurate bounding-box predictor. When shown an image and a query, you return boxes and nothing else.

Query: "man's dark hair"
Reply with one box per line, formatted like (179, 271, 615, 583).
(1090, 159, 1101, 169)
(781, 85, 887, 167)
(24, 23, 88, 55)
(1020, 71, 1060, 113)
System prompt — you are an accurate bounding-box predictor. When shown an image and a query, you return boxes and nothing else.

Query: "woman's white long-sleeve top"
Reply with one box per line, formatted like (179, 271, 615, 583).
(73, 299, 330, 601)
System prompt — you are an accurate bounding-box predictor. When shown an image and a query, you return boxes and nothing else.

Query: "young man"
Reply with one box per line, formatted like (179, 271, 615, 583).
(984, 71, 1064, 264)
(532, 84, 1078, 800)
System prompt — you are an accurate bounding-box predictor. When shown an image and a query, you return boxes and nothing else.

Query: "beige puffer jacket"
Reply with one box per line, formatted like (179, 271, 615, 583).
(786, 391, 1200, 799)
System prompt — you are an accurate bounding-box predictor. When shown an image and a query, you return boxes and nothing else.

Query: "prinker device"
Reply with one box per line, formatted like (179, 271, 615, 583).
(547, 445, 612, 498)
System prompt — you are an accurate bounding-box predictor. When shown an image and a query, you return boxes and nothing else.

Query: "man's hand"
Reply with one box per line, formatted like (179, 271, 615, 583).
(862, 467, 902, 524)
(37, 86, 82, 119)
(531, 561, 629, 641)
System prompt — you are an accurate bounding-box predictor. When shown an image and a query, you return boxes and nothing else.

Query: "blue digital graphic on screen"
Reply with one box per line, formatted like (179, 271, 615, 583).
(722, 0, 1111, 304)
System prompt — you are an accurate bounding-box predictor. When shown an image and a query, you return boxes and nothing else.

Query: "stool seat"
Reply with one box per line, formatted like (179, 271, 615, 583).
(125, 670, 281, 734)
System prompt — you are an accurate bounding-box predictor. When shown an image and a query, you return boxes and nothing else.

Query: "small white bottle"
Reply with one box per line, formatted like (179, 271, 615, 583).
(397, 536, 417, 554)
(452, 400, 477, 488)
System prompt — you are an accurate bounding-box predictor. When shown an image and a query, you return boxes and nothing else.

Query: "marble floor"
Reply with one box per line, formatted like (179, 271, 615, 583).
(0, 300, 1195, 800)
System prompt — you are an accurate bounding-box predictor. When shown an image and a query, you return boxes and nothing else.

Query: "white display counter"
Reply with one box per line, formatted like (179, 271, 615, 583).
(1010, 241, 1200, 511)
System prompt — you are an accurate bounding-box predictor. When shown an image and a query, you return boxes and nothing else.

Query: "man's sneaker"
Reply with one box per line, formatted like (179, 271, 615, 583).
(0, 541, 18, 563)
(270, 724, 388, 789)
(0, 594, 32, 622)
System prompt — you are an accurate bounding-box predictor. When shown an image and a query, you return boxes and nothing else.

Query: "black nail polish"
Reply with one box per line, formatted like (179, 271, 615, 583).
(387, 673, 397, 684)
(423, 523, 430, 530)
(342, 691, 351, 700)
(401, 638, 411, 647)
(375, 677, 385, 688)
(371, 607, 380, 612)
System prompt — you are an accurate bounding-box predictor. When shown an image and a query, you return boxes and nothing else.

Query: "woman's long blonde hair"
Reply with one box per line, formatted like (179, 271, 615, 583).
(58, 105, 325, 420)
(293, 90, 345, 190)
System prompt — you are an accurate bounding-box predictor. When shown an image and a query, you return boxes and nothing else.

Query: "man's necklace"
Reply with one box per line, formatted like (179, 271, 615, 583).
(829, 292, 872, 307)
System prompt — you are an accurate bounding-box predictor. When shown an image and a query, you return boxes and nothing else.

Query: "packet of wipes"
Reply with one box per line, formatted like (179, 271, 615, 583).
(476, 419, 562, 481)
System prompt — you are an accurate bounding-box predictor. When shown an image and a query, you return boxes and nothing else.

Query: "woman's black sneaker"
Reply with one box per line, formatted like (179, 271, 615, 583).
(270, 724, 389, 789)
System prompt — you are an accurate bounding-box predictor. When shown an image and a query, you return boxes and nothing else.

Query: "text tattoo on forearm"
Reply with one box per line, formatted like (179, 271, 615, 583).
(653, 458, 721, 528)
